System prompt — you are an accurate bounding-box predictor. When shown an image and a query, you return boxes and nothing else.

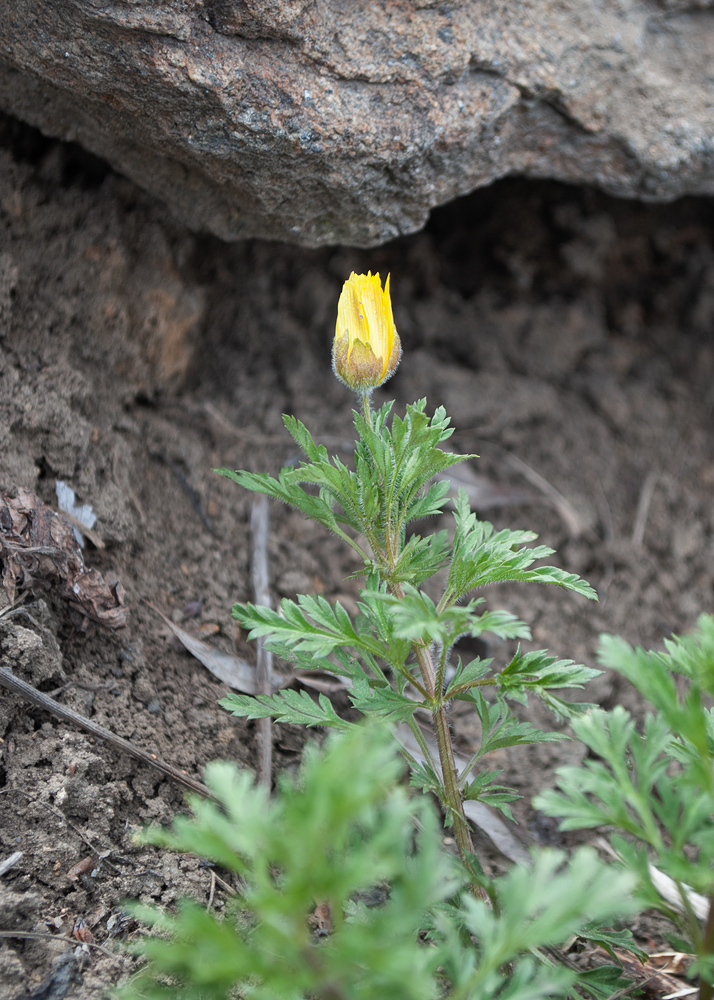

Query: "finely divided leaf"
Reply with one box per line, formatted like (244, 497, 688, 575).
(220, 690, 355, 731)
(445, 490, 597, 604)
(350, 684, 424, 722)
(216, 467, 343, 536)
(374, 586, 529, 648)
(499, 649, 600, 696)
(445, 657, 494, 699)
(233, 594, 387, 660)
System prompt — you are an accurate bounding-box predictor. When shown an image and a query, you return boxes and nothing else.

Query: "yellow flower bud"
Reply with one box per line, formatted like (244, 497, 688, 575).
(332, 272, 402, 393)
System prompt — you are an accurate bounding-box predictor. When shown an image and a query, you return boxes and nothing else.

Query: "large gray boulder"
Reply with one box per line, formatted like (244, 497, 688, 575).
(1, 1, 713, 247)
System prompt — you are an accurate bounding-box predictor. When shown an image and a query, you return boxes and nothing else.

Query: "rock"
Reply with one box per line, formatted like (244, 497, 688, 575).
(1, 1, 713, 247)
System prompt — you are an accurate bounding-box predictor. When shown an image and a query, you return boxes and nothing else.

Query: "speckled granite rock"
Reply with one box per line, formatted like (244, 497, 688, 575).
(1, 1, 713, 246)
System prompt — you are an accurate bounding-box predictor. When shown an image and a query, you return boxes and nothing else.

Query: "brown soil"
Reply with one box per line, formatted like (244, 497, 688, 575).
(1, 110, 713, 998)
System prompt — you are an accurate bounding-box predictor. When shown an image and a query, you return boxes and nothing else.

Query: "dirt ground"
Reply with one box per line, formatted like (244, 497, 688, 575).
(1, 109, 714, 998)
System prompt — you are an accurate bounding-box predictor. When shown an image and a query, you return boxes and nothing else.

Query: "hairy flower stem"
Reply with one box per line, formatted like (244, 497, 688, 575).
(395, 587, 480, 885)
(359, 390, 374, 430)
(433, 690, 478, 867)
(699, 895, 714, 1000)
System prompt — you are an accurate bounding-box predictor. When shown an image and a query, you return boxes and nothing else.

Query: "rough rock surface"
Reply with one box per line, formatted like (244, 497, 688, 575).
(1, 0, 713, 246)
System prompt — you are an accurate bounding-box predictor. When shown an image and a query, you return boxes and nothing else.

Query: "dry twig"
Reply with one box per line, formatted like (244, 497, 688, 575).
(632, 471, 659, 548)
(53, 507, 106, 550)
(0, 851, 23, 877)
(0, 667, 212, 799)
(207, 869, 217, 911)
(251, 496, 273, 787)
(506, 453, 589, 539)
(0, 929, 115, 959)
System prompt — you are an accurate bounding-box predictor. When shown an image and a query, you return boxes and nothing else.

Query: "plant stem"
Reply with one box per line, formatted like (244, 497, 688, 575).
(412, 640, 479, 878)
(699, 893, 714, 1000)
(387, 579, 478, 879)
(411, 642, 436, 699)
(435, 640, 449, 699)
(433, 697, 476, 861)
(406, 716, 440, 777)
(359, 390, 373, 430)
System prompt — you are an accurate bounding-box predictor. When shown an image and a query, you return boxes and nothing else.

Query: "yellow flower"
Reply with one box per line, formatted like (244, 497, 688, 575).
(332, 272, 401, 393)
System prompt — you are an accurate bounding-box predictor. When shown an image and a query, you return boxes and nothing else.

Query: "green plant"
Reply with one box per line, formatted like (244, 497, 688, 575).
(119, 724, 637, 1000)
(217, 271, 598, 882)
(536, 614, 714, 998)
(119, 274, 646, 1000)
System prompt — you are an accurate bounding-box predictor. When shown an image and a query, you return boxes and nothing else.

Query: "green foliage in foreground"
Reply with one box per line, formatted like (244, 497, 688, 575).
(536, 615, 714, 992)
(120, 725, 637, 1000)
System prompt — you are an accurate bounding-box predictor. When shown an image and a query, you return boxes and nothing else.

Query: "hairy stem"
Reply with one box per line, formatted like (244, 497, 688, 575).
(412, 638, 479, 879)
(435, 640, 449, 699)
(699, 893, 714, 1000)
(386, 572, 478, 876)
(406, 716, 440, 777)
(433, 696, 476, 864)
(359, 390, 373, 430)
